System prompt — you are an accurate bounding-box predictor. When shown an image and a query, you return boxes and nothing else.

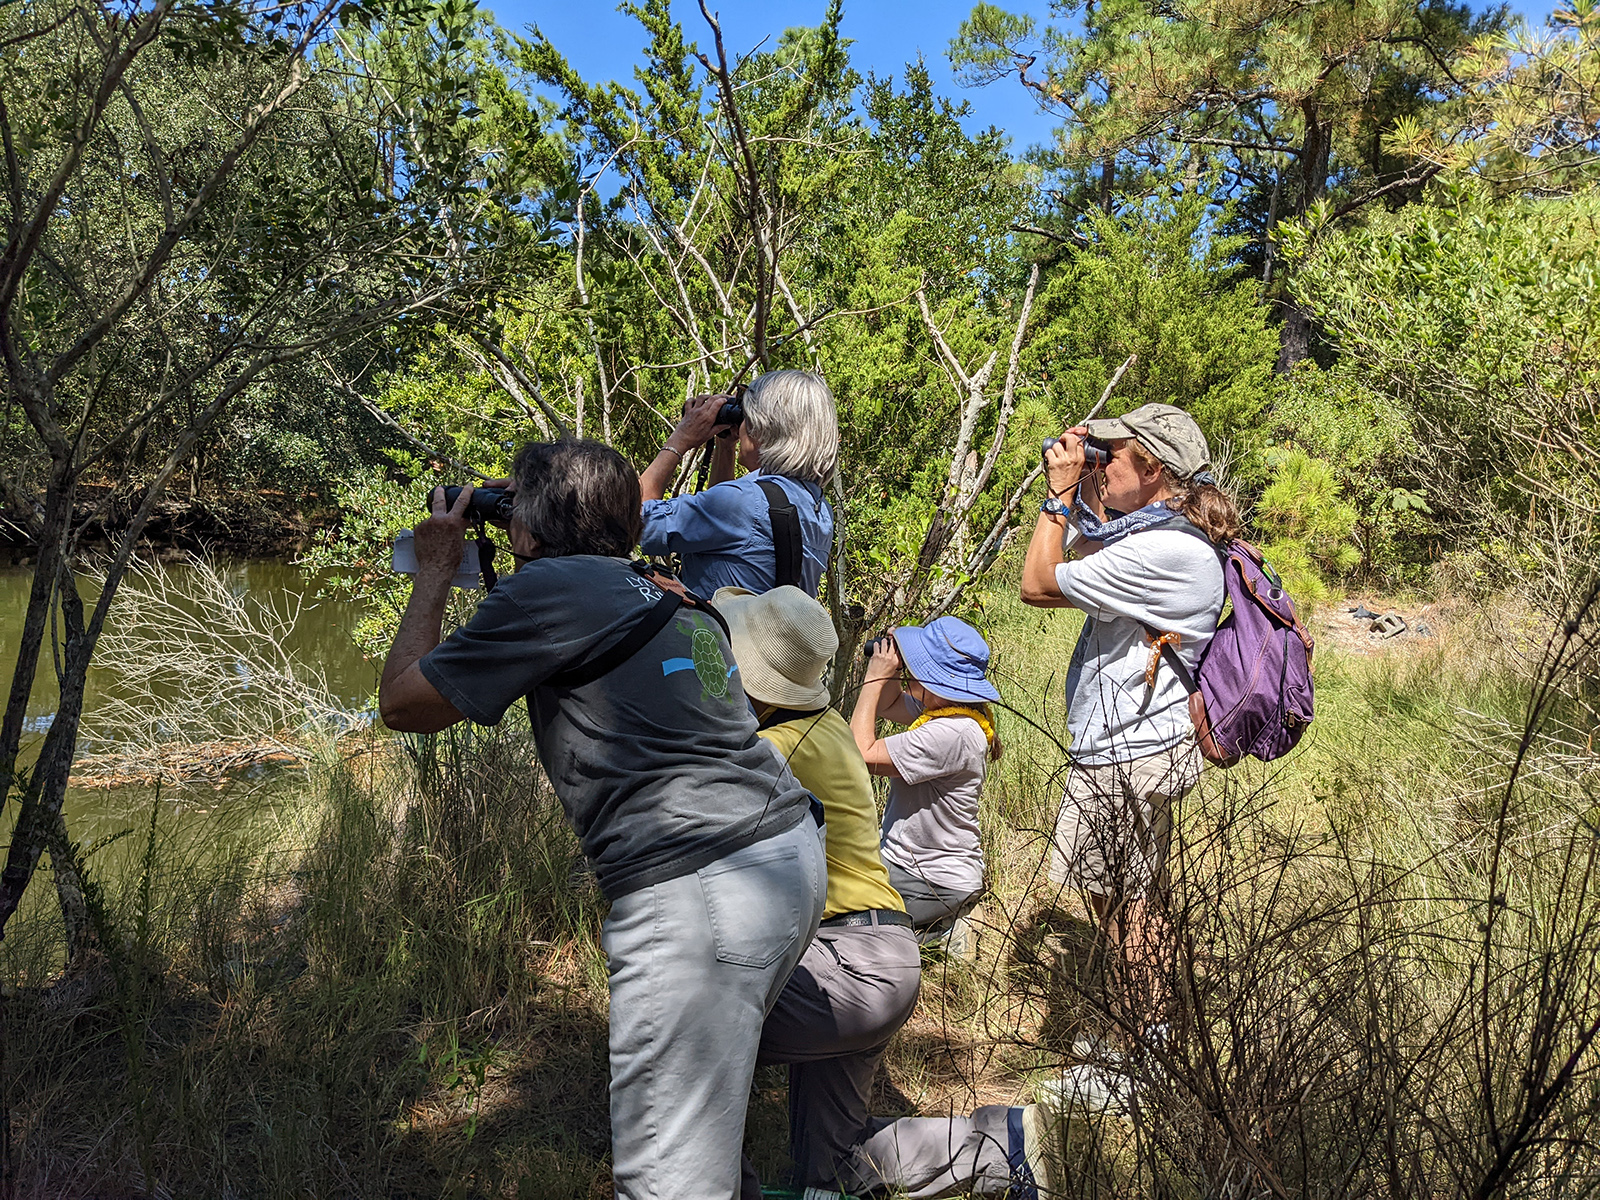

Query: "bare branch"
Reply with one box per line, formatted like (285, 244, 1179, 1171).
(695, 0, 776, 367)
(465, 333, 571, 439)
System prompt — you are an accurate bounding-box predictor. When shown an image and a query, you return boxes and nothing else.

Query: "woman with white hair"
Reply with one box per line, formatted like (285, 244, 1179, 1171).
(638, 369, 837, 597)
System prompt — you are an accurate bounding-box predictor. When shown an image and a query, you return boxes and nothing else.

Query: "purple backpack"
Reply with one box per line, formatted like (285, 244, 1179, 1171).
(1145, 531, 1316, 767)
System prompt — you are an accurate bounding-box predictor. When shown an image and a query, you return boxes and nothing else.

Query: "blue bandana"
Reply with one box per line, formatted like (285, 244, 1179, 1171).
(1073, 496, 1180, 545)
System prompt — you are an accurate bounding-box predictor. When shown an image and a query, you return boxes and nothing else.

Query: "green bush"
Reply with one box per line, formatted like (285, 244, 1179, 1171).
(1253, 446, 1360, 609)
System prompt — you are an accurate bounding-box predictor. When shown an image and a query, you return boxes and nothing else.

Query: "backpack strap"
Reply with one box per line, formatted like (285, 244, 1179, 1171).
(1139, 619, 1234, 767)
(757, 477, 803, 589)
(544, 563, 728, 690)
(547, 589, 683, 690)
(1141, 622, 1200, 694)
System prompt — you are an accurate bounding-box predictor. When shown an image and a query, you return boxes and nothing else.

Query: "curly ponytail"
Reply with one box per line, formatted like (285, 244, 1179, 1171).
(1167, 477, 1243, 545)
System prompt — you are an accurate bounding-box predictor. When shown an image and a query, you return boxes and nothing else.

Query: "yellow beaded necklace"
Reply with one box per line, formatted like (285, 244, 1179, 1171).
(909, 705, 998, 755)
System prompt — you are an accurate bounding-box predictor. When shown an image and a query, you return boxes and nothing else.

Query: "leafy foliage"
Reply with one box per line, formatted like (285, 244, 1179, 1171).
(1287, 187, 1600, 604)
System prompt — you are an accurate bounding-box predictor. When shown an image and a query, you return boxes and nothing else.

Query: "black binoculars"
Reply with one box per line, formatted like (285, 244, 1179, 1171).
(713, 384, 747, 435)
(862, 634, 896, 661)
(434, 485, 515, 524)
(1042, 434, 1112, 468)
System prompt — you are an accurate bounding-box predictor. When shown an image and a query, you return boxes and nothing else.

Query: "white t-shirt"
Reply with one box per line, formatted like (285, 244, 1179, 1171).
(878, 716, 989, 894)
(1054, 528, 1225, 766)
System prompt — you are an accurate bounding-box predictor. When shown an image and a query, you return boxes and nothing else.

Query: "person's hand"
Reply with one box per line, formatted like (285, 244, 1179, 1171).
(864, 633, 902, 684)
(668, 393, 732, 452)
(413, 485, 473, 578)
(1044, 425, 1089, 500)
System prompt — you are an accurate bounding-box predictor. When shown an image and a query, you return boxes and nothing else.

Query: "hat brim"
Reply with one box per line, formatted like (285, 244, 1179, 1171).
(894, 627, 1001, 705)
(714, 587, 833, 710)
(1084, 416, 1133, 440)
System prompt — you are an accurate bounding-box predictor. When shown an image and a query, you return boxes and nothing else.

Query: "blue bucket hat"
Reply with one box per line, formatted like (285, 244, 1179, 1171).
(893, 616, 1001, 705)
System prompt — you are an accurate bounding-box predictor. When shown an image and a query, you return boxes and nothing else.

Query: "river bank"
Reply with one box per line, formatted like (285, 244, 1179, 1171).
(0, 485, 338, 564)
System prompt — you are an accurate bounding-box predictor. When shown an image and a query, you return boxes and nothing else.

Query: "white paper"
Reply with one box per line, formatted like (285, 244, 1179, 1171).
(392, 531, 484, 590)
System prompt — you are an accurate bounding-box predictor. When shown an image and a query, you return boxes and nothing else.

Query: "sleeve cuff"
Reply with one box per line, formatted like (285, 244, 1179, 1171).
(1053, 560, 1076, 601)
(419, 654, 504, 726)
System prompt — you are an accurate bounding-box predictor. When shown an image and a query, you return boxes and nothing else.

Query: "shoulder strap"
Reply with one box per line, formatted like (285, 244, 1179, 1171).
(1141, 623, 1200, 695)
(546, 587, 683, 690)
(544, 563, 732, 690)
(757, 705, 828, 731)
(757, 477, 803, 589)
(1134, 511, 1223, 557)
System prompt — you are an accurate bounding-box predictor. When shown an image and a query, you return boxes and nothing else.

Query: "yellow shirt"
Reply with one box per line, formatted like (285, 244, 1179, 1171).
(759, 709, 906, 919)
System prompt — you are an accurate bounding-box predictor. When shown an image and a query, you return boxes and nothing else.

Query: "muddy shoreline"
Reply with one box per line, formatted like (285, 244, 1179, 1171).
(1, 485, 336, 565)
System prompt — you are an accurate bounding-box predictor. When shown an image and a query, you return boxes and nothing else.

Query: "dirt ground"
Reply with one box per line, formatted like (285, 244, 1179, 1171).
(1309, 593, 1473, 658)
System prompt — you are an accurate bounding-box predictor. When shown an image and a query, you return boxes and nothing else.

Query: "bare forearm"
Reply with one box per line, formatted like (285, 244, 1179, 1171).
(640, 444, 689, 502)
(1021, 512, 1071, 608)
(850, 679, 888, 756)
(382, 570, 453, 693)
(707, 438, 737, 486)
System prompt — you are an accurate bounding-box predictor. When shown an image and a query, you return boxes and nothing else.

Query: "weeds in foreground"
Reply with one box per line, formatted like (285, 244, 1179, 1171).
(2, 584, 1599, 1197)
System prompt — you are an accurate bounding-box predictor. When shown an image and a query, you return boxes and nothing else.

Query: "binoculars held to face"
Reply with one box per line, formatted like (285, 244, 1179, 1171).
(714, 383, 748, 435)
(1041, 434, 1112, 469)
(436, 485, 515, 524)
(862, 634, 896, 662)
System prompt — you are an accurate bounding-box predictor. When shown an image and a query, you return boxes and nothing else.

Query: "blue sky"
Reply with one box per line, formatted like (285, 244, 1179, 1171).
(487, 0, 1559, 158)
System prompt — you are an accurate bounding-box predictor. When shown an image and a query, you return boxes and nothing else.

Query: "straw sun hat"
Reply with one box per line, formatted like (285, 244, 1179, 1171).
(712, 586, 836, 710)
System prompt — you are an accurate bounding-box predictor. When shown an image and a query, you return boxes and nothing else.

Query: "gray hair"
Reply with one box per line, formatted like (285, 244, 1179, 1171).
(744, 370, 839, 485)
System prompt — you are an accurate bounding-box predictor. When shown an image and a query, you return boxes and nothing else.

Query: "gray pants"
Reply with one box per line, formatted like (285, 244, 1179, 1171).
(887, 862, 982, 944)
(838, 1105, 1033, 1197)
(604, 817, 828, 1200)
(739, 923, 922, 1197)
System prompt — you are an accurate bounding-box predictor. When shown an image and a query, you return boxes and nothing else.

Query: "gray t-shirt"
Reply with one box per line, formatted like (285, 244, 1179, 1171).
(878, 716, 989, 894)
(420, 556, 810, 899)
(1055, 528, 1225, 766)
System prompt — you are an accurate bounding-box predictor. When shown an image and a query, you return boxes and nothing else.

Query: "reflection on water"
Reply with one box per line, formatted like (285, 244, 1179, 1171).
(0, 558, 377, 910)
(0, 558, 377, 737)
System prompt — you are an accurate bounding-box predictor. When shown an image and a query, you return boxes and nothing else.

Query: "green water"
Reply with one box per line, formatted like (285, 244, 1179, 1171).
(0, 559, 376, 946)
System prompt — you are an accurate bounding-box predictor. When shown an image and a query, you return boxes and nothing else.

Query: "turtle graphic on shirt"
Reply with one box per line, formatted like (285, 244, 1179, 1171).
(661, 612, 737, 701)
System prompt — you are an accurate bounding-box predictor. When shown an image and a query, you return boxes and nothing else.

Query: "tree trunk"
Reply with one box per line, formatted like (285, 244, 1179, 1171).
(1276, 102, 1332, 373)
(0, 571, 94, 938)
(0, 455, 77, 799)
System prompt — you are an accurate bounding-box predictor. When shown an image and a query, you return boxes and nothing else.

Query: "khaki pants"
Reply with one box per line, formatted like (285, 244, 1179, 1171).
(738, 923, 922, 1197)
(1048, 741, 1202, 899)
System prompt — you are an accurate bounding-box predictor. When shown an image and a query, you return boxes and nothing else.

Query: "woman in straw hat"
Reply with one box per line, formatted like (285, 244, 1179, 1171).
(718, 587, 1058, 1199)
(714, 585, 921, 1198)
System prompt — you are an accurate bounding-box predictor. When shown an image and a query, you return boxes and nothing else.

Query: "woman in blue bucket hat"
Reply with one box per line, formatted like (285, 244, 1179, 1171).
(849, 615, 1001, 948)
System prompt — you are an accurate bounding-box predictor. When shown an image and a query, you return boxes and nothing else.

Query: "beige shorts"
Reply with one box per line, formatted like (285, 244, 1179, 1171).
(1048, 741, 1202, 899)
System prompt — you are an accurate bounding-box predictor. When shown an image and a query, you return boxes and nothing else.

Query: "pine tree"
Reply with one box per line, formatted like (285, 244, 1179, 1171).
(952, 0, 1500, 368)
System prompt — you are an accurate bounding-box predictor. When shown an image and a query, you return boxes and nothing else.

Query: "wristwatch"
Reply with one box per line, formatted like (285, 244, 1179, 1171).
(1040, 495, 1072, 518)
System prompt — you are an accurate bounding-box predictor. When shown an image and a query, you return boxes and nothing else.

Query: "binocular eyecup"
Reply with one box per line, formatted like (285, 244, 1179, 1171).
(1042, 435, 1112, 469)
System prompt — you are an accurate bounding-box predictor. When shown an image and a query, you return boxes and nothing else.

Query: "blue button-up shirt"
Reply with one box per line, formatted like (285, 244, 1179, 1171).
(640, 472, 833, 597)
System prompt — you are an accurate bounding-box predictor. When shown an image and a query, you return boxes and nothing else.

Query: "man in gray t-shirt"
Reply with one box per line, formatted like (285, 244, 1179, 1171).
(420, 552, 811, 898)
(380, 440, 826, 1200)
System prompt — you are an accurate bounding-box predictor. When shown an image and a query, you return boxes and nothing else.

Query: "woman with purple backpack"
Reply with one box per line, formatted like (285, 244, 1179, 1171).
(1020, 402, 1243, 1115)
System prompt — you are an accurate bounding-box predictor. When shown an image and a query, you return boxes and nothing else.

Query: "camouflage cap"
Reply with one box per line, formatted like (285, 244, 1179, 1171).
(1086, 402, 1210, 480)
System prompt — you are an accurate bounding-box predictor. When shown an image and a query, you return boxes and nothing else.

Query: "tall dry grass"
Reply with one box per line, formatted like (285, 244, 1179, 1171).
(3, 568, 1598, 1198)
